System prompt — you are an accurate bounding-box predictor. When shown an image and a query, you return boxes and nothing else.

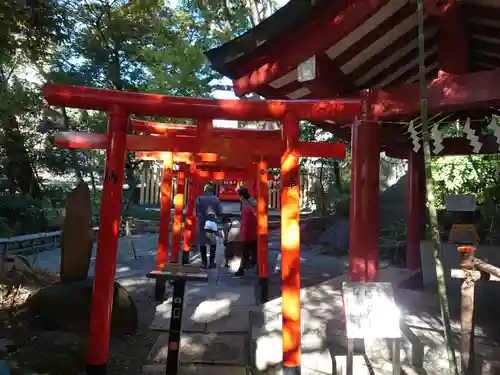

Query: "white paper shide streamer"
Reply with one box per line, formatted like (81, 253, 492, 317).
(490, 117, 500, 152)
(408, 120, 421, 153)
(431, 125, 444, 155)
(463, 117, 482, 154)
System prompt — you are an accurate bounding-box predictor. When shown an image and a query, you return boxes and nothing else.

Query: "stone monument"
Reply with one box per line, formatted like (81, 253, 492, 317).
(60, 180, 94, 283)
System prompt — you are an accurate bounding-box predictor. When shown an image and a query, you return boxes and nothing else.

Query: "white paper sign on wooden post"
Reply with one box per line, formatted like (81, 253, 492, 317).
(342, 282, 401, 375)
(342, 282, 401, 339)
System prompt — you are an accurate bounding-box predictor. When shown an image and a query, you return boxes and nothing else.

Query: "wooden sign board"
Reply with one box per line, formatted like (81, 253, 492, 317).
(342, 282, 401, 339)
(445, 194, 476, 212)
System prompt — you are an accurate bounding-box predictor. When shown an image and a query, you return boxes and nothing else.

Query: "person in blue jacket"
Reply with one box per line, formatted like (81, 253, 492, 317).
(196, 183, 222, 269)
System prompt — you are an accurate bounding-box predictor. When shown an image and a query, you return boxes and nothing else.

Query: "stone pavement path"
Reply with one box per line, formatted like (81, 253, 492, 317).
(28, 224, 349, 375)
(142, 230, 350, 375)
(143, 238, 259, 375)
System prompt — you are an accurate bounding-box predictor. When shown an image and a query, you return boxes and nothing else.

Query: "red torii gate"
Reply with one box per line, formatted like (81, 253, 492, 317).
(66, 129, 279, 296)
(44, 83, 355, 375)
(136, 148, 276, 287)
(133, 118, 336, 304)
(133, 120, 286, 277)
(132, 118, 281, 199)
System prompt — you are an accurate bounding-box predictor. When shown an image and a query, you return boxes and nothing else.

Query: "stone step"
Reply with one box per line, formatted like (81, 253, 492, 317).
(149, 284, 258, 332)
(147, 332, 248, 366)
(142, 363, 247, 375)
(150, 301, 253, 333)
(400, 311, 500, 375)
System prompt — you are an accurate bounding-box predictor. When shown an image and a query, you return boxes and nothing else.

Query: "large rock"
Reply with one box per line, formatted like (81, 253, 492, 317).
(316, 217, 349, 250)
(60, 181, 94, 283)
(0, 257, 55, 296)
(0, 255, 32, 274)
(300, 216, 334, 245)
(26, 278, 138, 335)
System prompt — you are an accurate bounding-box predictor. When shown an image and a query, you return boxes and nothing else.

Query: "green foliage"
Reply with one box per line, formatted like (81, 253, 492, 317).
(299, 121, 349, 214)
(2, 0, 499, 243)
(431, 154, 500, 243)
(0, 0, 279, 235)
(0, 0, 70, 63)
(432, 155, 500, 207)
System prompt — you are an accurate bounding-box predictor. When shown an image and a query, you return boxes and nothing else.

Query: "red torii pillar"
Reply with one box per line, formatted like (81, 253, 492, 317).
(183, 169, 197, 264)
(88, 106, 128, 374)
(406, 151, 426, 270)
(190, 180, 202, 247)
(155, 152, 174, 300)
(43, 83, 356, 375)
(281, 113, 301, 373)
(171, 166, 186, 263)
(157, 153, 174, 268)
(257, 159, 269, 302)
(349, 92, 380, 282)
(149, 149, 272, 273)
(136, 152, 199, 267)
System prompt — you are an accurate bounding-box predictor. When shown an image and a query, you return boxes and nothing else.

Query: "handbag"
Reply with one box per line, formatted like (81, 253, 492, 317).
(204, 220, 218, 232)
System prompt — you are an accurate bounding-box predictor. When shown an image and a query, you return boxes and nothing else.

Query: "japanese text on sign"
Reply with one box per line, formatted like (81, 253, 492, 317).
(342, 282, 401, 339)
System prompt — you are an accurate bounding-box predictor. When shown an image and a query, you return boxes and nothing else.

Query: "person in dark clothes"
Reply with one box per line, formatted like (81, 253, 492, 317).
(234, 187, 258, 277)
(196, 183, 222, 269)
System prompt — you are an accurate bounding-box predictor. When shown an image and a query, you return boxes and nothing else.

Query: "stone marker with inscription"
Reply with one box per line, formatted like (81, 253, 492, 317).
(342, 282, 402, 375)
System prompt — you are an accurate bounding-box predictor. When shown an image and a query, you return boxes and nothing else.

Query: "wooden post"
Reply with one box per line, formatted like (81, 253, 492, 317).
(457, 245, 475, 375)
(416, 1, 458, 373)
(452, 259, 500, 375)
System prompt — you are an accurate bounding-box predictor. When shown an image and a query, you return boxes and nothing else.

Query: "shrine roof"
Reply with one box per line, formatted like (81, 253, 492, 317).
(206, 0, 500, 103)
(205, 0, 500, 154)
(206, 0, 331, 77)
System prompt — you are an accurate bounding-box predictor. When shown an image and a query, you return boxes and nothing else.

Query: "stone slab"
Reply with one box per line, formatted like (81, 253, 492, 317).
(211, 285, 258, 306)
(205, 306, 251, 333)
(183, 284, 217, 304)
(216, 274, 259, 286)
(149, 302, 206, 331)
(148, 332, 246, 365)
(142, 363, 247, 375)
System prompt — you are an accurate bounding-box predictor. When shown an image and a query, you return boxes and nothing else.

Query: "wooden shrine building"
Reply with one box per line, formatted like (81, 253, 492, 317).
(206, 0, 500, 276)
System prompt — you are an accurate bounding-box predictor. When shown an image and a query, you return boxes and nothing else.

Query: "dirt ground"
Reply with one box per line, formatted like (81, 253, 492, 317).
(106, 280, 160, 375)
(0, 268, 159, 375)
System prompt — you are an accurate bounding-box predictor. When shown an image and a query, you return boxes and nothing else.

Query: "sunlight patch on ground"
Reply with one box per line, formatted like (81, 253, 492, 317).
(118, 277, 152, 289)
(192, 298, 232, 321)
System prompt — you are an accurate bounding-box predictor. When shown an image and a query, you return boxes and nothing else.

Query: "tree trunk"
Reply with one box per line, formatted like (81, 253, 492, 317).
(416, 2, 458, 374)
(333, 161, 343, 193)
(61, 107, 83, 181)
(245, 0, 261, 26)
(89, 168, 97, 205)
(3, 116, 41, 197)
(35, 62, 82, 181)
